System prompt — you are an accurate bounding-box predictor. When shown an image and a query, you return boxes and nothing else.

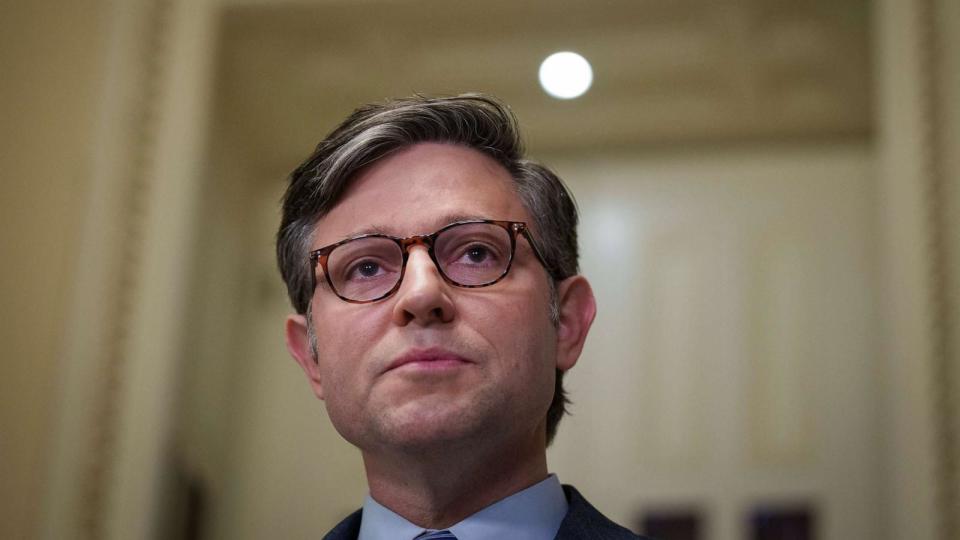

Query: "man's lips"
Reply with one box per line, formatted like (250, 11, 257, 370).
(384, 348, 473, 373)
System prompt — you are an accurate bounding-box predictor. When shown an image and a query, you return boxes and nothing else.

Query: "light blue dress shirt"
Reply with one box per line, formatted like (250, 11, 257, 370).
(357, 474, 569, 540)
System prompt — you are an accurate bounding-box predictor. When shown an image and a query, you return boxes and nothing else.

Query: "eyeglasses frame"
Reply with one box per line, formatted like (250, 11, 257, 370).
(308, 219, 546, 304)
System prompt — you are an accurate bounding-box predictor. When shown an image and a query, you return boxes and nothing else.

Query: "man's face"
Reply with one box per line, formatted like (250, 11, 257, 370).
(289, 142, 568, 453)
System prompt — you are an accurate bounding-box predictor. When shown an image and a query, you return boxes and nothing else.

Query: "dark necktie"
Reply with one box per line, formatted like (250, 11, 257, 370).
(415, 530, 457, 540)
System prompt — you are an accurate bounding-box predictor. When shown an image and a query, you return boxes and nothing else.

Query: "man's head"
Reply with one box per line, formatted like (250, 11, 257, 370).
(277, 95, 595, 448)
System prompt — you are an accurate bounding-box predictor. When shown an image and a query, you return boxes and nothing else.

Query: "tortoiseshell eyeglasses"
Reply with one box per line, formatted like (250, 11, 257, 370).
(309, 219, 546, 304)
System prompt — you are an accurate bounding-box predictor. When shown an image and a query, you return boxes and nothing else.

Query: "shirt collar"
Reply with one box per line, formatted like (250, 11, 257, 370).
(358, 474, 568, 540)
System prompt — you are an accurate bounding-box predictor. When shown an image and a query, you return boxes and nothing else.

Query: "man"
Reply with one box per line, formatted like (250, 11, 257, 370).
(278, 94, 645, 539)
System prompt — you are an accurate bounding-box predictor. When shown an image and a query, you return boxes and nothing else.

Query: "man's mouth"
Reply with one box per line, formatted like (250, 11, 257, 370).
(384, 347, 473, 373)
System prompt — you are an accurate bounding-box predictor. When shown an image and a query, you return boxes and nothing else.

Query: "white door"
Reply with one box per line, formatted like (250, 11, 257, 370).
(548, 143, 880, 540)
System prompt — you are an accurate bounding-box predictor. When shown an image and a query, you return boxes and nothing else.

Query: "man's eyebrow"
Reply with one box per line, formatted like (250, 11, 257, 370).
(338, 213, 491, 240)
(340, 225, 392, 238)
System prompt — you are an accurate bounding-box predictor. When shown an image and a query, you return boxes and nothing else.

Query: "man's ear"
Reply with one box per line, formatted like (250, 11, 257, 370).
(285, 314, 325, 400)
(554, 275, 597, 372)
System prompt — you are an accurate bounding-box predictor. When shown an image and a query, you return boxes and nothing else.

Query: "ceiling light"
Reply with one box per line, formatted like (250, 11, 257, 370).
(538, 51, 593, 100)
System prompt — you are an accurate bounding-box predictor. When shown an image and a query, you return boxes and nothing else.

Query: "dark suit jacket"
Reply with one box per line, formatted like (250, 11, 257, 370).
(322, 485, 650, 540)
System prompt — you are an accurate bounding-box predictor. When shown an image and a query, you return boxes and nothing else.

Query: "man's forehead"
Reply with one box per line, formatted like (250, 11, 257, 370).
(330, 212, 496, 241)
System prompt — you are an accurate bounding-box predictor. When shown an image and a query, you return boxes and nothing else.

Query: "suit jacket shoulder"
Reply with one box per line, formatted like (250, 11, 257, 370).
(555, 485, 650, 540)
(320, 485, 652, 540)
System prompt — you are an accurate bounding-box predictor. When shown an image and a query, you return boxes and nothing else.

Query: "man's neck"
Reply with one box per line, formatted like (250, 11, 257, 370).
(361, 430, 549, 529)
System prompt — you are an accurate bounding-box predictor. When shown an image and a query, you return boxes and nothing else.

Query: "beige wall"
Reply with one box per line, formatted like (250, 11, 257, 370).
(0, 2, 107, 539)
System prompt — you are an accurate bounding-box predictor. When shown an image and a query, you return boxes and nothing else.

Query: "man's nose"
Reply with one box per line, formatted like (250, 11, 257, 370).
(391, 246, 456, 326)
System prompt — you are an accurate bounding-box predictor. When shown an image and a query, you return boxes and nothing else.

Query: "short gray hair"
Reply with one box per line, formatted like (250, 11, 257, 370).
(276, 94, 580, 444)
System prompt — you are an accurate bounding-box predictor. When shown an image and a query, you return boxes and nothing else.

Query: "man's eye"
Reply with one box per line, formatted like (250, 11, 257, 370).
(358, 261, 380, 276)
(465, 245, 490, 263)
(455, 243, 501, 266)
(346, 260, 384, 280)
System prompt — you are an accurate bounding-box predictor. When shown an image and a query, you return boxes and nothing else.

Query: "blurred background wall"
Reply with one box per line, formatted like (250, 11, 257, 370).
(1, 3, 108, 539)
(1, 0, 957, 539)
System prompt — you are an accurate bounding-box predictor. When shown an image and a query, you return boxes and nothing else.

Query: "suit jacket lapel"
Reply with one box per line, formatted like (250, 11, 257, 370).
(323, 509, 362, 540)
(554, 485, 644, 540)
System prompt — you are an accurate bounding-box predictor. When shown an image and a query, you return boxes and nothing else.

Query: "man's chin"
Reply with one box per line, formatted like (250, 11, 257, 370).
(373, 408, 495, 451)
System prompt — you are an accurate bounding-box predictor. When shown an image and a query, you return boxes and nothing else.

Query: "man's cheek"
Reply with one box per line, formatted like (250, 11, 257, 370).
(318, 309, 379, 349)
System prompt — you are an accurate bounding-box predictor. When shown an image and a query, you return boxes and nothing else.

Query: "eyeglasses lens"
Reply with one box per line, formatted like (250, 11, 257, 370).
(434, 222, 512, 285)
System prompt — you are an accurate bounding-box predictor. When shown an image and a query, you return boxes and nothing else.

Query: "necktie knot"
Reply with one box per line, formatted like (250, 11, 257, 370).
(415, 530, 457, 540)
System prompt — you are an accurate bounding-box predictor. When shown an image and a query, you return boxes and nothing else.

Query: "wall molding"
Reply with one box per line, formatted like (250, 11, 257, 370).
(918, 0, 959, 537)
(79, 0, 174, 538)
